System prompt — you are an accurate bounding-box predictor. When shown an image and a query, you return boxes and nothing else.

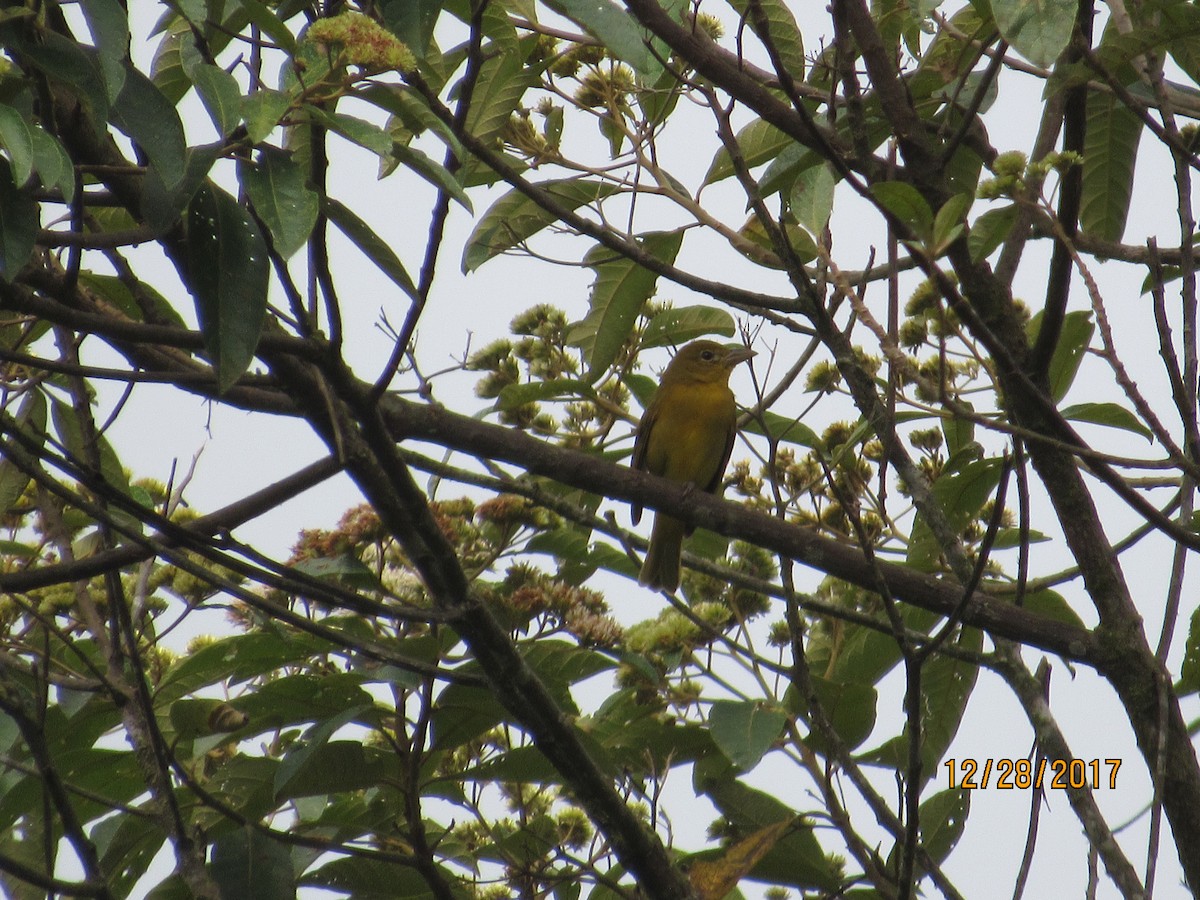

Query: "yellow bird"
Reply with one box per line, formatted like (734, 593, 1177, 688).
(631, 340, 755, 592)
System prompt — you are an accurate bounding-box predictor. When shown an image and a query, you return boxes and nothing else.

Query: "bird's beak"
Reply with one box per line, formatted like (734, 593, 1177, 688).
(725, 346, 756, 366)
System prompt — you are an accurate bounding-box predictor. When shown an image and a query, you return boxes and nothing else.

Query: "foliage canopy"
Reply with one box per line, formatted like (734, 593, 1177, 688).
(2, 0, 1200, 897)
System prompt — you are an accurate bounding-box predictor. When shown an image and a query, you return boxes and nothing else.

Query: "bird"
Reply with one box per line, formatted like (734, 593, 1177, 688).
(631, 340, 756, 592)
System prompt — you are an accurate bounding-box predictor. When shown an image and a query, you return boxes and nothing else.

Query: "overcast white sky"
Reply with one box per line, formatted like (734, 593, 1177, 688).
(61, 1, 1200, 896)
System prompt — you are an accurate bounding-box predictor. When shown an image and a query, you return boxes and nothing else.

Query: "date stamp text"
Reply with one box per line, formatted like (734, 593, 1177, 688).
(944, 758, 1121, 790)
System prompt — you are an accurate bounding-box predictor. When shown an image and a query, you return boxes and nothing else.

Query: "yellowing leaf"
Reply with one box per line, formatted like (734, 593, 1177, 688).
(689, 819, 795, 899)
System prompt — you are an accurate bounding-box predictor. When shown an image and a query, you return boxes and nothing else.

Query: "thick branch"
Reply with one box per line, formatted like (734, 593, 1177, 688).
(379, 391, 1096, 662)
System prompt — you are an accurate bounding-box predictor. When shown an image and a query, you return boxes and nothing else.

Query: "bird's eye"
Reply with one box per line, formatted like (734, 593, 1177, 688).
(700, 350, 716, 361)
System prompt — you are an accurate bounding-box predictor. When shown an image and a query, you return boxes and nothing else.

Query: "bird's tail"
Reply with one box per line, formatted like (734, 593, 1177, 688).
(639, 513, 685, 592)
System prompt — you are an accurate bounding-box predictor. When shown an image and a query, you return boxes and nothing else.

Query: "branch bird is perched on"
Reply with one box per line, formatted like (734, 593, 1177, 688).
(631, 340, 756, 592)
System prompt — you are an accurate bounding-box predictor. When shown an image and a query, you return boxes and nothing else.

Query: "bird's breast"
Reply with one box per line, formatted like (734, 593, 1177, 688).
(644, 381, 735, 483)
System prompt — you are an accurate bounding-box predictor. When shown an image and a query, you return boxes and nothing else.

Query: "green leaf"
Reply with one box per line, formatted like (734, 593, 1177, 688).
(78, 272, 186, 327)
(596, 707, 716, 773)
(463, 745, 564, 784)
(1177, 605, 1200, 696)
(1081, 88, 1142, 243)
(574, 230, 684, 380)
(547, 0, 658, 74)
(275, 706, 383, 800)
(228, 673, 377, 740)
(968, 203, 1019, 262)
(292, 553, 382, 590)
(789, 675, 878, 752)
(200, 755, 280, 831)
(390, 143, 473, 212)
(80, 0, 130, 64)
(1028, 308, 1093, 402)
(241, 89, 291, 144)
(709, 699, 788, 771)
(1022, 588, 1085, 629)
(1, 300, 49, 349)
(991, 0, 1076, 68)
(705, 118, 789, 184)
(741, 410, 822, 449)
(933, 192, 973, 251)
(908, 456, 1004, 570)
(462, 178, 621, 273)
(0, 104, 34, 187)
(93, 811, 167, 897)
(306, 107, 393, 158)
(186, 182, 270, 393)
(1163, 2, 1200, 85)
(279, 39, 335, 103)
(759, 142, 809, 199)
(686, 526, 730, 563)
(142, 142, 221, 234)
(693, 757, 841, 890)
(624, 372, 657, 410)
(149, 20, 193, 104)
(526, 525, 591, 561)
(0, 747, 142, 833)
(737, 213, 818, 267)
(638, 61, 685, 125)
(49, 396, 131, 495)
(324, 196, 419, 301)
(29, 126, 75, 202)
(992, 526, 1050, 548)
(0, 157, 36, 280)
(789, 163, 836, 234)
(111, 62, 187, 191)
(945, 142, 985, 197)
(360, 83, 465, 161)
(0, 390, 46, 515)
(2, 27, 109, 122)
(497, 378, 592, 411)
(870, 181, 933, 240)
(926, 634, 985, 743)
(240, 147, 318, 259)
(941, 401, 975, 457)
(549, 530, 605, 585)
(380, 0, 441, 57)
(760, 114, 894, 199)
(192, 64, 243, 136)
(886, 789, 970, 871)
(210, 827, 295, 900)
(462, 39, 541, 157)
(726, 0, 805, 78)
(304, 858, 458, 898)
(919, 3, 996, 85)
(641, 306, 737, 348)
(236, 0, 298, 54)
(157, 632, 331, 702)
(523, 640, 615, 698)
(1060, 401, 1151, 439)
(0, 465, 32, 519)
(860, 627, 983, 784)
(431, 682, 508, 752)
(48, 692, 126, 756)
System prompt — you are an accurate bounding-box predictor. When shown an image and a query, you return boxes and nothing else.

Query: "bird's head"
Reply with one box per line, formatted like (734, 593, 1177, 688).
(662, 340, 756, 384)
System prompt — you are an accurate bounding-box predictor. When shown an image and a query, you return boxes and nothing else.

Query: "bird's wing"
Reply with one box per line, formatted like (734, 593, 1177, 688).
(704, 411, 738, 495)
(630, 402, 659, 525)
